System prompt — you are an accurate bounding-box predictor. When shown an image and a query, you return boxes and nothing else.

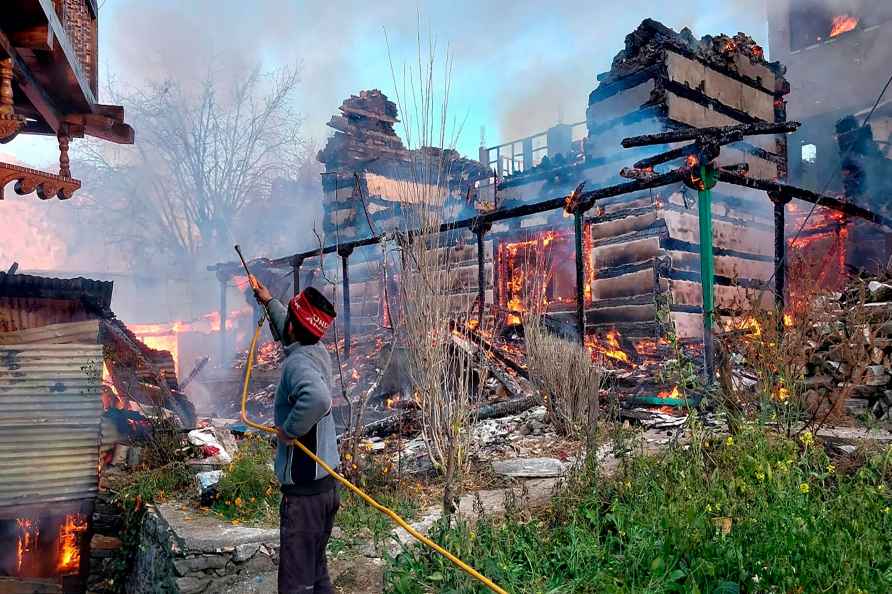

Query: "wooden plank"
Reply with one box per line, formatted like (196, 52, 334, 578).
(663, 209, 774, 257)
(665, 51, 775, 122)
(591, 265, 655, 300)
(0, 320, 100, 345)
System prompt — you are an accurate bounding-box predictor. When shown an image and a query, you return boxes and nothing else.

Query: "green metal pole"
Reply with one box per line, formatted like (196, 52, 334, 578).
(698, 164, 717, 383)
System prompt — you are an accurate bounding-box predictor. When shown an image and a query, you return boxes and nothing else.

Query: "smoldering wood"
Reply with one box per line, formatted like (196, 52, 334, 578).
(717, 170, 892, 230)
(621, 121, 799, 148)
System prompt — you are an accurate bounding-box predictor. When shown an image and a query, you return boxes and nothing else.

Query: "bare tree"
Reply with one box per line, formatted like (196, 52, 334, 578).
(386, 32, 483, 515)
(77, 65, 308, 272)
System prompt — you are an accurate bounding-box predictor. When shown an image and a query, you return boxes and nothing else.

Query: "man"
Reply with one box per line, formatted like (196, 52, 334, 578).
(250, 276, 340, 594)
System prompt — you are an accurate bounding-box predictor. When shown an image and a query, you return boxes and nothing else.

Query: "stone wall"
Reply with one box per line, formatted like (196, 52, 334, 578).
(129, 503, 280, 594)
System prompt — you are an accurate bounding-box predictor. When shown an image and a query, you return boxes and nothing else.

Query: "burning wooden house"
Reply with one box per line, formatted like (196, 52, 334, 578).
(211, 18, 892, 417)
(478, 19, 789, 344)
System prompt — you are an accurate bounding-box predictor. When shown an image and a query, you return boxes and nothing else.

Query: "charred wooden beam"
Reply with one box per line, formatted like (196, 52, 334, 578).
(339, 247, 354, 357)
(769, 192, 791, 316)
(574, 210, 586, 344)
(716, 170, 892, 229)
(633, 143, 699, 170)
(621, 121, 800, 148)
(212, 168, 687, 275)
(472, 221, 491, 327)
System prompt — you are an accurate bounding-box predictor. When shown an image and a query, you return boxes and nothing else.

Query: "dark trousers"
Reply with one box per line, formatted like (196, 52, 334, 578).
(278, 488, 340, 593)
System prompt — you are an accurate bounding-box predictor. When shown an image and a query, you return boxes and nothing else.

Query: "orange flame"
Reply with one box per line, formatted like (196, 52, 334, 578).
(657, 385, 681, 399)
(830, 15, 858, 37)
(586, 329, 631, 365)
(16, 518, 38, 574)
(737, 317, 762, 338)
(57, 514, 87, 574)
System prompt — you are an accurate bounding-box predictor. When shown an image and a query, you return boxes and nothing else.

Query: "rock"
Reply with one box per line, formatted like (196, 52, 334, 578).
(176, 576, 211, 594)
(492, 457, 565, 478)
(865, 365, 890, 386)
(173, 554, 230, 576)
(868, 281, 892, 302)
(90, 534, 123, 559)
(233, 543, 260, 563)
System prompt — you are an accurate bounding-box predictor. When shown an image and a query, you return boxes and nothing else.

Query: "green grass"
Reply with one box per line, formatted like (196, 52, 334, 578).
(385, 424, 892, 593)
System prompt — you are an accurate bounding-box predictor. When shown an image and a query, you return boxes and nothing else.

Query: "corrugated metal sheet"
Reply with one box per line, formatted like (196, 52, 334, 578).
(0, 320, 101, 345)
(0, 343, 104, 511)
(0, 272, 114, 333)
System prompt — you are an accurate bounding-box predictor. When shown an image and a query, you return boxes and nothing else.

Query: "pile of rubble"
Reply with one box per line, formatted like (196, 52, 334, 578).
(803, 278, 892, 419)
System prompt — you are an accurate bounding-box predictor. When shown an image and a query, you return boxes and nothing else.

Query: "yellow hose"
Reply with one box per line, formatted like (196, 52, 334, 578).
(239, 320, 509, 594)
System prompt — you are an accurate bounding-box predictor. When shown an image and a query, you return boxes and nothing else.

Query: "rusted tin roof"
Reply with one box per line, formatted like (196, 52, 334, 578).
(0, 272, 114, 333)
(0, 342, 104, 514)
(0, 272, 113, 308)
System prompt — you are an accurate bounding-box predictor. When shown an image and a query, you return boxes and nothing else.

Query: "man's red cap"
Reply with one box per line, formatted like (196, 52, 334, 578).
(288, 290, 334, 338)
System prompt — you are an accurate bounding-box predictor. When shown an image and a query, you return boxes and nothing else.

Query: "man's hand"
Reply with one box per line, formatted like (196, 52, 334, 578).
(276, 427, 293, 444)
(249, 275, 273, 305)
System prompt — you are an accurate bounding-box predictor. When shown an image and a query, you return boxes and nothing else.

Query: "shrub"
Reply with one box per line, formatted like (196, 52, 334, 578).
(212, 434, 280, 524)
(524, 316, 601, 438)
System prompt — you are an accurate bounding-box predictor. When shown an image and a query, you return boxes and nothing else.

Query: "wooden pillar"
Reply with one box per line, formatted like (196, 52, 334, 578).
(769, 192, 791, 316)
(218, 277, 227, 365)
(474, 223, 490, 328)
(339, 247, 353, 357)
(574, 210, 586, 344)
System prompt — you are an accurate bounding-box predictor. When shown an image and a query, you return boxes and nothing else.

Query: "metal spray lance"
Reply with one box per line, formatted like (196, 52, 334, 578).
(234, 244, 282, 343)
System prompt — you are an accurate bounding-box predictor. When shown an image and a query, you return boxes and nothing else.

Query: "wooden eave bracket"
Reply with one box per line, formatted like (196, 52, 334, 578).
(0, 161, 81, 200)
(64, 107, 134, 144)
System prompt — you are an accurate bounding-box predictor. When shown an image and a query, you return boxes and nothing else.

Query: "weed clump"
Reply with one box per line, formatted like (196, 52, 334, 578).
(212, 434, 280, 524)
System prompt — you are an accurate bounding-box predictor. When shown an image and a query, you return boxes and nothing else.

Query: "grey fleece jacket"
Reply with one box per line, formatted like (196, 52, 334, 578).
(267, 299, 340, 492)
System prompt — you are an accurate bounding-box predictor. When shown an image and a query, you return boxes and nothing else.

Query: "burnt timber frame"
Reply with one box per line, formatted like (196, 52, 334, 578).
(211, 124, 892, 375)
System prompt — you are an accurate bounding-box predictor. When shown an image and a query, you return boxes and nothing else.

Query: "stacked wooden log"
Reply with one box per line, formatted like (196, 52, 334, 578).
(804, 278, 892, 419)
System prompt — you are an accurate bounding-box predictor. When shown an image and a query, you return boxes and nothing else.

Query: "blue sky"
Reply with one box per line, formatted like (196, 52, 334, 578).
(7, 0, 769, 168)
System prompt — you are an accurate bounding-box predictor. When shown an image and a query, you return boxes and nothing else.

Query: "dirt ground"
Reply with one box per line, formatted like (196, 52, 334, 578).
(225, 557, 384, 594)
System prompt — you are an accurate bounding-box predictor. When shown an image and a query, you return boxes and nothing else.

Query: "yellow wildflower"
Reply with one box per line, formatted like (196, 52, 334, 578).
(725, 436, 734, 447)
(231, 519, 240, 526)
(799, 483, 810, 494)
(756, 471, 765, 482)
(235, 497, 243, 507)
(827, 464, 835, 474)
(801, 431, 814, 447)
(883, 507, 890, 514)
(775, 387, 790, 402)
